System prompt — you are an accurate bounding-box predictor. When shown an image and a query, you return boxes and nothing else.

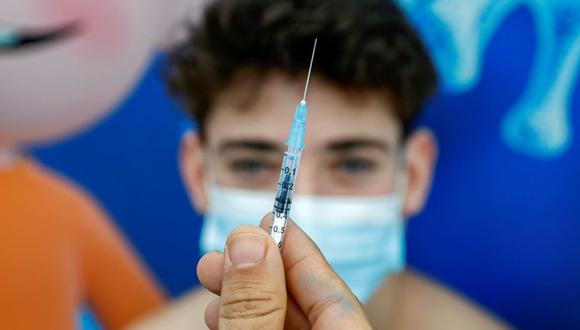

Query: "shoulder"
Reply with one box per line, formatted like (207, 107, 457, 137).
(127, 288, 214, 330)
(398, 270, 512, 329)
(0, 158, 110, 234)
(16, 159, 105, 216)
(367, 270, 512, 330)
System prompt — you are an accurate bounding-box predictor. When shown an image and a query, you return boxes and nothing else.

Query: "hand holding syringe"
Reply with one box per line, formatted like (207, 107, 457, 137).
(269, 39, 317, 248)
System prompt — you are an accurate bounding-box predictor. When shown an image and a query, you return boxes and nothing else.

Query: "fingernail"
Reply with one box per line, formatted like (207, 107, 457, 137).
(228, 234, 266, 268)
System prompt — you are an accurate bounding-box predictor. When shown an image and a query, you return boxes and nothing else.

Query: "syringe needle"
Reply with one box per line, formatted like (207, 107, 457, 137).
(302, 38, 318, 102)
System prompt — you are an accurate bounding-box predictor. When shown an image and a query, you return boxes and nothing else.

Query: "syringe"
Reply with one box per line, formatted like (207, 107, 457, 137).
(269, 38, 317, 248)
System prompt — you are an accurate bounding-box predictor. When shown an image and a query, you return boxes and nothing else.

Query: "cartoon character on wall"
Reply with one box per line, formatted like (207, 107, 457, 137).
(0, 0, 195, 329)
(398, 0, 580, 159)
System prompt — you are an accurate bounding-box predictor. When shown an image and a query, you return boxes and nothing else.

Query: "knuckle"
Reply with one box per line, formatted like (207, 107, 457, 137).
(220, 285, 283, 321)
(307, 293, 358, 326)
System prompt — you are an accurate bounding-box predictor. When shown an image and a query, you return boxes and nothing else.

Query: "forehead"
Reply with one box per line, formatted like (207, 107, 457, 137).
(206, 72, 402, 150)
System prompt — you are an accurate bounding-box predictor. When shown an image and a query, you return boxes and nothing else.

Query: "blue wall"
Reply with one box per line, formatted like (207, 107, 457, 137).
(34, 2, 580, 329)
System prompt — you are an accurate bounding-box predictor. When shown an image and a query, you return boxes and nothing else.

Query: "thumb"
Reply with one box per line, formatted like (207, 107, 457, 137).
(219, 225, 287, 330)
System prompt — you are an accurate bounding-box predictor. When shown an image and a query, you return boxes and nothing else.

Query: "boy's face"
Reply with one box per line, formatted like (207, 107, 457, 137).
(181, 71, 437, 217)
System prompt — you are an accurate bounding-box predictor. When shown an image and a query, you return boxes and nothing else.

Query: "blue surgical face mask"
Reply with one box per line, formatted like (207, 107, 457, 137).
(200, 186, 406, 303)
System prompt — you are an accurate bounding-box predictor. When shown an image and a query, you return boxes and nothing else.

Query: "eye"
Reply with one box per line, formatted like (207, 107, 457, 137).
(334, 158, 376, 175)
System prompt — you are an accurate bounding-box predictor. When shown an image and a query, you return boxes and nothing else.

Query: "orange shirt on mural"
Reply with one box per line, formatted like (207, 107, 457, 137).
(0, 158, 165, 330)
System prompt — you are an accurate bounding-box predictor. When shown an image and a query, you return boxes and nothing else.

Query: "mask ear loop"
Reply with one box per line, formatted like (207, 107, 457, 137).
(200, 146, 221, 206)
(391, 145, 409, 206)
(389, 145, 409, 272)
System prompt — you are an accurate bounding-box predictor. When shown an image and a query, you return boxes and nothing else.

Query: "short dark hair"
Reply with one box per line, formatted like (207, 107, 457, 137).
(167, 0, 437, 137)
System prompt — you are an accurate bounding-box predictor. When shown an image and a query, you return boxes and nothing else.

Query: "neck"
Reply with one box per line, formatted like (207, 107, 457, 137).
(0, 148, 20, 169)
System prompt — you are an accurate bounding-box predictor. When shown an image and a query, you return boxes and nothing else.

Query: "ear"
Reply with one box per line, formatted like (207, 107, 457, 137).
(180, 131, 208, 213)
(402, 128, 438, 217)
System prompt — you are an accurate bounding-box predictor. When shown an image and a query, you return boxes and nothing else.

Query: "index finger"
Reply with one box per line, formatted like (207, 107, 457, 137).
(259, 215, 372, 329)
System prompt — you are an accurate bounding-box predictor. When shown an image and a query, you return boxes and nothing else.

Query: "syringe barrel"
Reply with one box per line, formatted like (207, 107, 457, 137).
(286, 101, 308, 149)
(269, 146, 302, 248)
(270, 101, 308, 248)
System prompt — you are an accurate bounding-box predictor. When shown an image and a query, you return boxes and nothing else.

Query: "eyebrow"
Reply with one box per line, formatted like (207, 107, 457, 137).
(217, 138, 392, 154)
(325, 139, 392, 153)
(218, 139, 283, 154)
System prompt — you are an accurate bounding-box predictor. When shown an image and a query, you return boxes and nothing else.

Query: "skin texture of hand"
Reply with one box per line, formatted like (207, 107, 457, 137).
(197, 215, 372, 330)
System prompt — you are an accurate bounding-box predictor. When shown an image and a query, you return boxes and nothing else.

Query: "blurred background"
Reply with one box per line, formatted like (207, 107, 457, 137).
(17, 0, 580, 329)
